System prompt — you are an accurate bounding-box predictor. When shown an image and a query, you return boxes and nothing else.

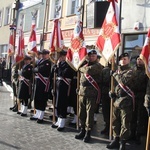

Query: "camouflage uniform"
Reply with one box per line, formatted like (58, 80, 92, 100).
(78, 61, 103, 131)
(132, 65, 148, 137)
(112, 64, 134, 140)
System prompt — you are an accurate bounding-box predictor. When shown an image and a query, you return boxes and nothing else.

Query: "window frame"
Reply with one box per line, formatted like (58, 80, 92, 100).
(49, 0, 62, 20)
(4, 6, 11, 25)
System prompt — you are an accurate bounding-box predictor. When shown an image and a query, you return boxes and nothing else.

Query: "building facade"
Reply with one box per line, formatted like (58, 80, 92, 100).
(17, 0, 47, 52)
(43, 0, 150, 66)
(0, 0, 17, 58)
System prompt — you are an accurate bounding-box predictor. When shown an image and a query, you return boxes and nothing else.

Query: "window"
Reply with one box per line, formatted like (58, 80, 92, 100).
(123, 33, 147, 67)
(19, 14, 25, 30)
(49, 0, 62, 20)
(4, 7, 11, 25)
(34, 9, 40, 28)
(67, 0, 79, 16)
(0, 10, 3, 27)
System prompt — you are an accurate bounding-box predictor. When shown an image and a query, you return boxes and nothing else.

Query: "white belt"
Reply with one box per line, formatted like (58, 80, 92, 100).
(35, 76, 48, 80)
(57, 77, 71, 81)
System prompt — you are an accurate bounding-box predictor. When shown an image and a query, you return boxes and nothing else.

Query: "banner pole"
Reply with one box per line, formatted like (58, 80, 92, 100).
(109, 56, 115, 140)
(76, 71, 80, 130)
(146, 117, 150, 150)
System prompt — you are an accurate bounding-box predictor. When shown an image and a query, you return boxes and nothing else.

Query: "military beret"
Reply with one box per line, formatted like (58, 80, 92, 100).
(24, 55, 32, 60)
(119, 53, 129, 61)
(59, 50, 67, 56)
(41, 49, 50, 54)
(37, 50, 42, 55)
(88, 49, 97, 55)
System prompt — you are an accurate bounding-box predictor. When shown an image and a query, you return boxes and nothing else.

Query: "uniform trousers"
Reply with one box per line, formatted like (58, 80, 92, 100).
(79, 95, 97, 130)
(112, 106, 132, 140)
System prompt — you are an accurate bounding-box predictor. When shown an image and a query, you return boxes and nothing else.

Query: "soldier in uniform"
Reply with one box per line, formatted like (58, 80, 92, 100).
(101, 62, 111, 135)
(144, 79, 150, 115)
(51, 50, 74, 131)
(107, 53, 135, 150)
(9, 64, 19, 112)
(30, 49, 51, 123)
(68, 70, 78, 125)
(17, 55, 33, 116)
(75, 50, 103, 143)
(131, 56, 148, 144)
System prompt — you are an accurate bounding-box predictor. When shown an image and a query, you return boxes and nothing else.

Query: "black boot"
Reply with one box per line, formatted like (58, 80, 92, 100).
(101, 125, 109, 135)
(12, 105, 18, 112)
(106, 137, 120, 149)
(9, 104, 17, 110)
(75, 128, 86, 140)
(83, 130, 91, 143)
(119, 140, 126, 150)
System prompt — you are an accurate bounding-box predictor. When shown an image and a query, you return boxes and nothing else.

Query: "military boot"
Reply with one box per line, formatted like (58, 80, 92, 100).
(106, 137, 120, 149)
(119, 140, 126, 150)
(83, 130, 91, 143)
(75, 128, 86, 140)
(12, 104, 18, 112)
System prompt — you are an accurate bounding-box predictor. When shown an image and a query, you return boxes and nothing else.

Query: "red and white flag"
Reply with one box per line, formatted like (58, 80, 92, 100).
(14, 23, 25, 64)
(49, 19, 64, 54)
(7, 25, 16, 56)
(66, 20, 87, 71)
(140, 29, 150, 78)
(96, 1, 120, 62)
(28, 18, 37, 54)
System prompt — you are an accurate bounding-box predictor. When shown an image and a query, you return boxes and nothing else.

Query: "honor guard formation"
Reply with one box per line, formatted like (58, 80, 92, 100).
(9, 49, 150, 150)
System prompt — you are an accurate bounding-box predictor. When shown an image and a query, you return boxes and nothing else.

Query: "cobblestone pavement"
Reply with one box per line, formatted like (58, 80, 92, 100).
(0, 82, 146, 150)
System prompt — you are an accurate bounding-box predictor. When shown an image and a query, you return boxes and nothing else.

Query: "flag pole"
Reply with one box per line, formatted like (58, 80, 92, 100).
(109, 55, 115, 140)
(146, 117, 150, 150)
(76, 71, 80, 130)
(40, 0, 50, 51)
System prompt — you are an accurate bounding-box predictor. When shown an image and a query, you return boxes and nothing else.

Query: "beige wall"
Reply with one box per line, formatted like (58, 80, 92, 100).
(0, 0, 14, 45)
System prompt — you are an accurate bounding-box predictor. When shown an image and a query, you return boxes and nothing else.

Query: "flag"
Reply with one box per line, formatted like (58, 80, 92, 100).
(14, 22, 25, 64)
(7, 25, 16, 56)
(28, 17, 37, 54)
(96, 1, 120, 62)
(49, 19, 64, 63)
(66, 20, 87, 71)
(49, 19, 64, 55)
(140, 29, 150, 78)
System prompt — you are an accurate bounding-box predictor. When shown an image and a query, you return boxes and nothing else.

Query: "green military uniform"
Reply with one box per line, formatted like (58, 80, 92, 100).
(78, 61, 102, 131)
(112, 64, 134, 140)
(132, 64, 148, 139)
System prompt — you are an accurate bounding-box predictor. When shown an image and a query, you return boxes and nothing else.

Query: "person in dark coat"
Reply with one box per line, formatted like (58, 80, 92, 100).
(131, 56, 149, 144)
(30, 49, 51, 123)
(17, 55, 33, 116)
(51, 50, 74, 131)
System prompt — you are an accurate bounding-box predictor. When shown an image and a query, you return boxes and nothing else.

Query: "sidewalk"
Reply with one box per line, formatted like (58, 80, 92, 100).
(0, 81, 146, 150)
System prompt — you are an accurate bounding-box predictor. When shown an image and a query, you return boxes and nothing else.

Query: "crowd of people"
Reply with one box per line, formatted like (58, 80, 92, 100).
(8, 49, 150, 150)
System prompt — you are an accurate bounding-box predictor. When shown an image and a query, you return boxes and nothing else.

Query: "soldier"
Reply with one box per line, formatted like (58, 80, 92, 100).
(75, 49, 103, 143)
(17, 55, 33, 116)
(144, 79, 150, 115)
(9, 64, 19, 112)
(51, 50, 74, 131)
(107, 53, 135, 150)
(131, 56, 149, 144)
(30, 49, 51, 123)
(68, 70, 78, 125)
(101, 62, 111, 135)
